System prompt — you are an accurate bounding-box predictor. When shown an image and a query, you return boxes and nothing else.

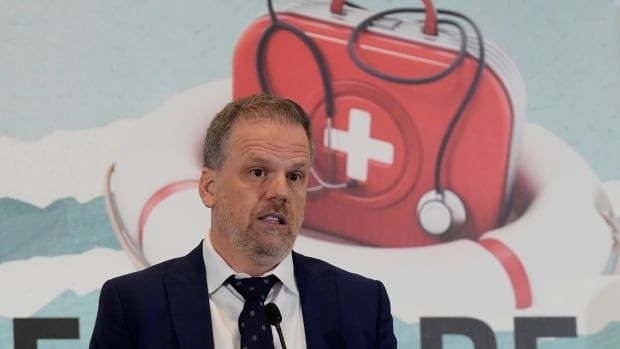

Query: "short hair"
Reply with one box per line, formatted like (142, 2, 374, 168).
(203, 94, 315, 169)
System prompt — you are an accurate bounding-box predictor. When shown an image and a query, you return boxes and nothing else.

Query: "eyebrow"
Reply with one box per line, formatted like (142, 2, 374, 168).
(245, 154, 309, 170)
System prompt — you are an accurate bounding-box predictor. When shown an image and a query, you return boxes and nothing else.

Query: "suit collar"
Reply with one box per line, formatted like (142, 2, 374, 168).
(164, 242, 215, 349)
(293, 252, 343, 349)
(163, 243, 342, 349)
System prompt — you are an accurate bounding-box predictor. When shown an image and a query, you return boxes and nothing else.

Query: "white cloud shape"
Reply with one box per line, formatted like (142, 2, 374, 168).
(0, 118, 141, 208)
(0, 248, 135, 318)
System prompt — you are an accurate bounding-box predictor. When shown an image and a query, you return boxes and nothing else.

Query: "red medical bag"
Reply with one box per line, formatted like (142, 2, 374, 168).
(232, 1, 525, 247)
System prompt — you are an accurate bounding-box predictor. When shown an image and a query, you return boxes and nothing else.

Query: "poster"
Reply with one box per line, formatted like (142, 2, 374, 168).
(1, 1, 619, 347)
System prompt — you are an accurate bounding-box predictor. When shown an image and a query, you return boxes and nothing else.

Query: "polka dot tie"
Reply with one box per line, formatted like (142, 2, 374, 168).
(226, 275, 279, 349)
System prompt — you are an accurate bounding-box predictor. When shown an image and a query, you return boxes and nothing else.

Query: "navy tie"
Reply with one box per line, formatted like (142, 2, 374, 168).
(227, 275, 279, 349)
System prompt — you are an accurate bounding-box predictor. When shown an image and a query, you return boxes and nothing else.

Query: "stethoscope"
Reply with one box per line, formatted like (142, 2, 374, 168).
(256, 0, 485, 238)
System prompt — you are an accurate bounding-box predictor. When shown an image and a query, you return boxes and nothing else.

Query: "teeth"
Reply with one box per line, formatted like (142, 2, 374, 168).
(262, 216, 281, 224)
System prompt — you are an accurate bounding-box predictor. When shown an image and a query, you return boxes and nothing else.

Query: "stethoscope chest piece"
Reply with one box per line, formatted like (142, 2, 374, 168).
(417, 189, 467, 237)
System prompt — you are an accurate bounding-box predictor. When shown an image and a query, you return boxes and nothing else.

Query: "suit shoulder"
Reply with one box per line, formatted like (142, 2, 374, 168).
(104, 253, 189, 289)
(293, 251, 381, 288)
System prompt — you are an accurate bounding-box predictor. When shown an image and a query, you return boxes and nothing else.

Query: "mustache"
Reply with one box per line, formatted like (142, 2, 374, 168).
(253, 201, 290, 217)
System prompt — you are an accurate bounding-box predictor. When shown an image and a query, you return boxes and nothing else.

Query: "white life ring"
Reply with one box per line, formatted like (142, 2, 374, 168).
(105, 78, 619, 333)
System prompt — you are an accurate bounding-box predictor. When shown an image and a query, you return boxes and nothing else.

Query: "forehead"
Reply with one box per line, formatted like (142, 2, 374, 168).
(225, 118, 310, 163)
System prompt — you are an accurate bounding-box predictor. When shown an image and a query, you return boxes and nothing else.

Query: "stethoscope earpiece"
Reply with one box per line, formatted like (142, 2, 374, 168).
(417, 189, 467, 237)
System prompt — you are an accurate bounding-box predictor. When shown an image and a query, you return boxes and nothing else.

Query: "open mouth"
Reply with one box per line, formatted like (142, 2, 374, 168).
(257, 212, 288, 226)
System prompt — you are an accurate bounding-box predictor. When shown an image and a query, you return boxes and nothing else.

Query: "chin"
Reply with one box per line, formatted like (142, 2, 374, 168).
(248, 249, 287, 267)
(250, 238, 293, 263)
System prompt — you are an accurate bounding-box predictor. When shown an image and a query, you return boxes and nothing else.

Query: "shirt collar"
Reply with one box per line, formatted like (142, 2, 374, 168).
(202, 234, 299, 295)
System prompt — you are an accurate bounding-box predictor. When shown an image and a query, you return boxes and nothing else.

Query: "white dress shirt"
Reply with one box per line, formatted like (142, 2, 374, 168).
(202, 236, 307, 349)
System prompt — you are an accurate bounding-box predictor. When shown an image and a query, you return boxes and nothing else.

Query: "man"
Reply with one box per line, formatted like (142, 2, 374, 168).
(90, 94, 397, 349)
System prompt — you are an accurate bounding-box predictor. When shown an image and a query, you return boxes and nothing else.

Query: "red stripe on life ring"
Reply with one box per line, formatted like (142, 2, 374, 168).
(138, 179, 200, 248)
(479, 238, 533, 309)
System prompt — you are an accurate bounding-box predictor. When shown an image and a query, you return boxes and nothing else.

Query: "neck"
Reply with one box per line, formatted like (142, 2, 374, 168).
(209, 230, 278, 276)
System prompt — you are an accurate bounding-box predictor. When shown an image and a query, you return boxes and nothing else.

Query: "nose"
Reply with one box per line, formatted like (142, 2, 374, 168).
(265, 173, 289, 203)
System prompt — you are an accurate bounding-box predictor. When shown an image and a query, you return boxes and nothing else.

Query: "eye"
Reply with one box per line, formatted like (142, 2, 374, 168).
(250, 168, 266, 177)
(288, 172, 304, 182)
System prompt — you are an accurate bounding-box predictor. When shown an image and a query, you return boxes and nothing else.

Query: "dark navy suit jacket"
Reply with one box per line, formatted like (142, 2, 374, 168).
(90, 242, 397, 348)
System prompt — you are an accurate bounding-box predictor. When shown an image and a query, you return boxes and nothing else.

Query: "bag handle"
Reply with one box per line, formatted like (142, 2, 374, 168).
(330, 0, 438, 36)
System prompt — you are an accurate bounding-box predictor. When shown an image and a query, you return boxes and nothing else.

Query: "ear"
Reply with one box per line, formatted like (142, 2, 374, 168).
(199, 167, 217, 208)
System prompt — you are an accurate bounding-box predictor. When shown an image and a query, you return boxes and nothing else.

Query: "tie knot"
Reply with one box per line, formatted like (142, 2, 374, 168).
(226, 275, 279, 301)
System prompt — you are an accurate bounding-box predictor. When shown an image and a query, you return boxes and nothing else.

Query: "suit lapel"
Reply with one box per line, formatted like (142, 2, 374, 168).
(164, 242, 215, 349)
(294, 252, 343, 349)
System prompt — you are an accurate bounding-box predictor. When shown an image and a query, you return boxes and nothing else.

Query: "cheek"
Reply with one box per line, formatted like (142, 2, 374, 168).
(219, 185, 253, 212)
(233, 188, 260, 215)
(291, 189, 307, 210)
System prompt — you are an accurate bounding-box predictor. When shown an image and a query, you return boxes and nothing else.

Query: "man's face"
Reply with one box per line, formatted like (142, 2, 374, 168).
(202, 118, 310, 267)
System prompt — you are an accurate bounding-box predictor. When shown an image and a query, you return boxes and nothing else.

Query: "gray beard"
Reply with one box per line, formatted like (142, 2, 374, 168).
(215, 200, 300, 268)
(229, 227, 293, 267)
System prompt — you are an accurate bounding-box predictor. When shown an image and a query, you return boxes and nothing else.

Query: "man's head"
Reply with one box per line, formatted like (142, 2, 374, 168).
(199, 94, 314, 274)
